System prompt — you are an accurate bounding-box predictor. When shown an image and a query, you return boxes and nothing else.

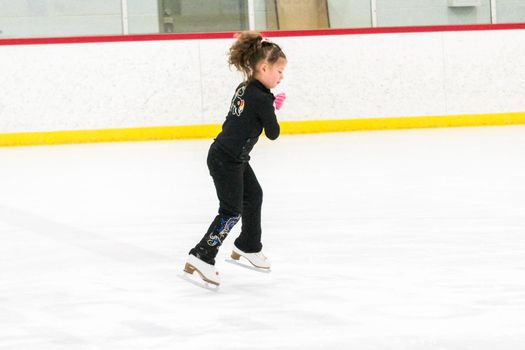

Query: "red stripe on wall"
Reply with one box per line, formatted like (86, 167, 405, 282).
(1, 23, 524, 46)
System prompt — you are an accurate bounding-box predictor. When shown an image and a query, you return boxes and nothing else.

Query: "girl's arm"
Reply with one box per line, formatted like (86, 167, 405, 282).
(258, 95, 280, 140)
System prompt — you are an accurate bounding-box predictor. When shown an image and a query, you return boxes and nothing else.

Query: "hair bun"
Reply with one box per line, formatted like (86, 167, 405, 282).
(228, 31, 286, 81)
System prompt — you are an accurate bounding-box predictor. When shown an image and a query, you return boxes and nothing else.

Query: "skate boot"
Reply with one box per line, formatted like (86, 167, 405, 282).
(231, 246, 271, 269)
(184, 254, 220, 286)
(184, 214, 240, 287)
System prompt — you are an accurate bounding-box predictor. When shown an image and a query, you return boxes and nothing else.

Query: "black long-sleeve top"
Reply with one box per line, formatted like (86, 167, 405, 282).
(215, 79, 280, 162)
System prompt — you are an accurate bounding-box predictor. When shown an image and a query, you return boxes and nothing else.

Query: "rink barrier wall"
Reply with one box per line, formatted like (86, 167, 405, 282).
(1, 24, 525, 147)
(1, 111, 525, 147)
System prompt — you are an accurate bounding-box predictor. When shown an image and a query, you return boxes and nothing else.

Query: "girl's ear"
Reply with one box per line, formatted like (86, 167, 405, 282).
(257, 61, 268, 74)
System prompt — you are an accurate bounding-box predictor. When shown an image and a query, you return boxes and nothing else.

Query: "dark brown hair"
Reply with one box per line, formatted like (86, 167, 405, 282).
(228, 31, 286, 81)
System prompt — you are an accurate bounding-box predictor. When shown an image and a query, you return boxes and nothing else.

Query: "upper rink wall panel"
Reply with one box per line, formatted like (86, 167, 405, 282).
(0, 25, 524, 135)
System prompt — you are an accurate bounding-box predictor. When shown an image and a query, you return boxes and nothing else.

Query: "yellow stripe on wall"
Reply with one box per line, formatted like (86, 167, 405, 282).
(280, 112, 525, 134)
(0, 124, 223, 147)
(1, 112, 525, 147)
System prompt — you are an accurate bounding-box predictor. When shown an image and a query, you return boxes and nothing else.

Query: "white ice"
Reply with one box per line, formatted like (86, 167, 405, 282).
(1, 126, 525, 349)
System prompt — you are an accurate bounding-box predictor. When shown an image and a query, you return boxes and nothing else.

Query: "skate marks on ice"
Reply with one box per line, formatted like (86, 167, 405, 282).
(224, 258, 271, 273)
(367, 302, 483, 321)
(0, 204, 170, 264)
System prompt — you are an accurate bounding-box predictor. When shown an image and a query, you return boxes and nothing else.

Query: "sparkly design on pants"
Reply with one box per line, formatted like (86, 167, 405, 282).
(207, 215, 240, 247)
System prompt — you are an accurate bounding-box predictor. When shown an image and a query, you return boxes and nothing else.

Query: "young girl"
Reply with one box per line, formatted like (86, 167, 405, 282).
(184, 31, 287, 286)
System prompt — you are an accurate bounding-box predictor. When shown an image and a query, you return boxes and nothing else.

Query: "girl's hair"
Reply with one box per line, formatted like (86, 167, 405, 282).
(228, 31, 286, 81)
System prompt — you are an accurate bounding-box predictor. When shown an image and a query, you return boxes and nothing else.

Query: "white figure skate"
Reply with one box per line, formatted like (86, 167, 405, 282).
(230, 246, 271, 270)
(183, 254, 220, 286)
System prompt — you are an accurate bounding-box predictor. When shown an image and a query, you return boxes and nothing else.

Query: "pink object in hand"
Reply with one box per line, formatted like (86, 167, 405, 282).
(274, 92, 286, 110)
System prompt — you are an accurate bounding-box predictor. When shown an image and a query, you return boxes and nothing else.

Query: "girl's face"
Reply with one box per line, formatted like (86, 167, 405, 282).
(256, 57, 287, 90)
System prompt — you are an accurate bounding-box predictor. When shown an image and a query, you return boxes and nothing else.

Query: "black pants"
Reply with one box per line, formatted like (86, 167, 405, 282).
(190, 142, 263, 264)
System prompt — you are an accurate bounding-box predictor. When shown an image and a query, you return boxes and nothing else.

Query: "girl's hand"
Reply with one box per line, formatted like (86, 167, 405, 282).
(274, 92, 286, 110)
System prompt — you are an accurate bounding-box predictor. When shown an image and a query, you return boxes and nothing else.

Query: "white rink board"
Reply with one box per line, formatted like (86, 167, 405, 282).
(1, 29, 525, 133)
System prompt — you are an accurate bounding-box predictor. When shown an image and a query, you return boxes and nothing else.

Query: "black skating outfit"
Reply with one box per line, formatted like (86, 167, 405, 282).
(190, 79, 280, 265)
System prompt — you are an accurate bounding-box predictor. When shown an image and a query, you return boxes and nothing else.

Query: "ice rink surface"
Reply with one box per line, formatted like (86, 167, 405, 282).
(1, 126, 525, 349)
